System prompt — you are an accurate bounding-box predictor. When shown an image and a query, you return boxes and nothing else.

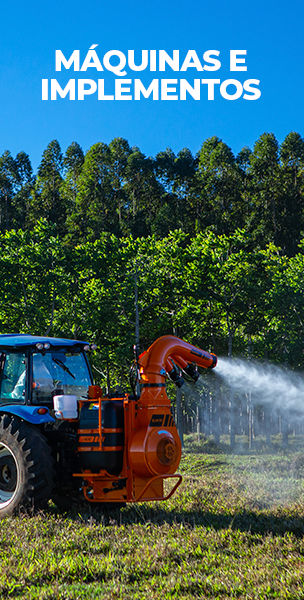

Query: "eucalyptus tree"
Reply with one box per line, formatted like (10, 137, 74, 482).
(173, 147, 197, 231)
(196, 136, 243, 235)
(12, 151, 34, 230)
(153, 147, 197, 236)
(61, 142, 85, 218)
(153, 148, 180, 237)
(108, 137, 132, 228)
(154, 147, 176, 192)
(0, 150, 34, 232)
(0, 151, 18, 231)
(249, 132, 280, 248)
(124, 148, 162, 237)
(66, 142, 118, 241)
(236, 146, 254, 236)
(279, 132, 304, 256)
(30, 140, 65, 233)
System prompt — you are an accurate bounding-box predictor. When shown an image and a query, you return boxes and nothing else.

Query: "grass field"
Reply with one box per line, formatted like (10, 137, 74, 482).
(2, 439, 304, 599)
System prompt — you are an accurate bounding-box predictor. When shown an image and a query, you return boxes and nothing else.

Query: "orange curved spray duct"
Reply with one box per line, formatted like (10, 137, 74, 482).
(139, 335, 217, 396)
(128, 336, 217, 480)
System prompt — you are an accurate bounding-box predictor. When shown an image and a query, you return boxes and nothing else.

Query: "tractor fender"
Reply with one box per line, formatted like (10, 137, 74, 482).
(0, 405, 55, 425)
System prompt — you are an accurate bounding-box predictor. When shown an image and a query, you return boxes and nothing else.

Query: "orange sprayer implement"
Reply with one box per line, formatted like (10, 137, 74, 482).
(74, 336, 217, 504)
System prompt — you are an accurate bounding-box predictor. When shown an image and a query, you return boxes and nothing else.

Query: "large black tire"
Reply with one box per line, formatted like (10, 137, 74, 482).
(0, 414, 55, 518)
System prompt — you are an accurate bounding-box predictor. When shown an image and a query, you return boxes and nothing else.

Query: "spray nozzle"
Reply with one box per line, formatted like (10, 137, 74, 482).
(167, 362, 185, 388)
(184, 362, 199, 382)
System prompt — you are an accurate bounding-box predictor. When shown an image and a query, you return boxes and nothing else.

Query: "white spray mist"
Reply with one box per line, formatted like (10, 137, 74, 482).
(215, 358, 304, 413)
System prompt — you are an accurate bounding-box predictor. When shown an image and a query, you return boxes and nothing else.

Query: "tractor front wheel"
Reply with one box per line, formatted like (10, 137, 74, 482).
(0, 414, 55, 518)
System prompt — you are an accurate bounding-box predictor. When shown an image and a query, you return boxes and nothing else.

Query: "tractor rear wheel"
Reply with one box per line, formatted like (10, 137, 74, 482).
(0, 414, 55, 518)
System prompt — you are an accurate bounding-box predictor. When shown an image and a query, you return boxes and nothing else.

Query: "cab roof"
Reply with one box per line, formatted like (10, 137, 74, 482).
(0, 334, 89, 350)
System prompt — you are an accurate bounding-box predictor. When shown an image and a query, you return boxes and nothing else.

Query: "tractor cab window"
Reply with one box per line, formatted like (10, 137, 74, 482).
(0, 352, 27, 403)
(32, 353, 54, 399)
(32, 350, 91, 403)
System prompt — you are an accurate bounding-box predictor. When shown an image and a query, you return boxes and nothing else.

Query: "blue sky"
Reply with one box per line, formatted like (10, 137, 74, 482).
(0, 0, 303, 170)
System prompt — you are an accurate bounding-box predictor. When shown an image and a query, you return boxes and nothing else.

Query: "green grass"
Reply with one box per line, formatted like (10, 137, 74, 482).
(2, 451, 304, 599)
(183, 432, 304, 455)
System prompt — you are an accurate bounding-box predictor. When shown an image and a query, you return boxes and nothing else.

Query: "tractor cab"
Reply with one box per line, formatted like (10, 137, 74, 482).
(0, 334, 93, 407)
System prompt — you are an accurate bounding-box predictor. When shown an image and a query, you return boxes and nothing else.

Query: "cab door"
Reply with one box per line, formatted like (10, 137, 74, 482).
(0, 351, 27, 404)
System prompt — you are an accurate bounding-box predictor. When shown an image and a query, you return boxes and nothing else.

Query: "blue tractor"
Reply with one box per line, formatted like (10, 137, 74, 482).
(0, 334, 93, 517)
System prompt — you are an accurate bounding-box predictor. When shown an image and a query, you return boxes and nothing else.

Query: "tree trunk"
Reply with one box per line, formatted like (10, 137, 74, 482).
(106, 363, 111, 394)
(176, 387, 184, 449)
(196, 405, 200, 442)
(230, 390, 235, 449)
(213, 377, 220, 445)
(282, 410, 289, 449)
(248, 391, 253, 450)
(264, 405, 271, 447)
